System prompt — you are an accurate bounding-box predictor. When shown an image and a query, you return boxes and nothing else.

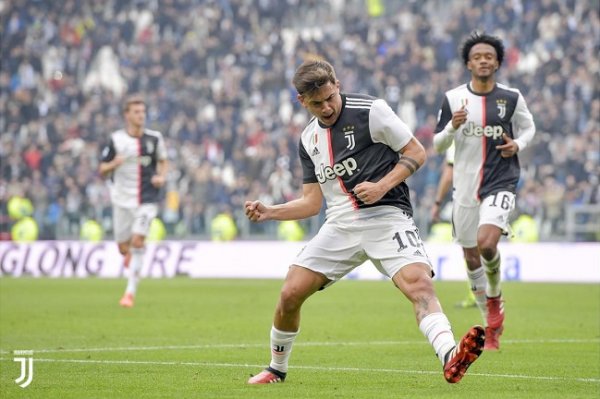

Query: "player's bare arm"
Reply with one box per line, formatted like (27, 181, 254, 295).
(245, 183, 323, 222)
(151, 159, 168, 187)
(99, 155, 125, 178)
(495, 133, 519, 158)
(354, 138, 426, 205)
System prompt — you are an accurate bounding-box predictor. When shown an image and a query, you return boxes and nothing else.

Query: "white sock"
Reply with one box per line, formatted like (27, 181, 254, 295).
(482, 252, 501, 298)
(418, 312, 456, 365)
(467, 267, 488, 323)
(125, 247, 144, 296)
(269, 326, 298, 373)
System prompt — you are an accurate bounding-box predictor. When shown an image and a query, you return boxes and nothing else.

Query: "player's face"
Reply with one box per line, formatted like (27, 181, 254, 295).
(298, 81, 342, 127)
(467, 43, 499, 79)
(125, 103, 146, 129)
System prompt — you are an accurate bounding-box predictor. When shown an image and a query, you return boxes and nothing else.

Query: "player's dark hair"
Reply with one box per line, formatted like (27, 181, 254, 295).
(461, 32, 505, 67)
(292, 58, 337, 96)
(122, 95, 146, 113)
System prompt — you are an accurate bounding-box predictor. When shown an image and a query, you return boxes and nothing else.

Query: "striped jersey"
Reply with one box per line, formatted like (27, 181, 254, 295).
(299, 93, 415, 221)
(100, 128, 167, 208)
(435, 82, 535, 207)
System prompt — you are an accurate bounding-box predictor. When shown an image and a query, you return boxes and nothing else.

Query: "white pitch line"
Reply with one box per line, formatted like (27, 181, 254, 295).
(0, 357, 598, 384)
(0, 338, 597, 355)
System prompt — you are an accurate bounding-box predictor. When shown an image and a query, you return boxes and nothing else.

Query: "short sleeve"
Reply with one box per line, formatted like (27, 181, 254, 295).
(299, 138, 318, 184)
(435, 95, 453, 134)
(100, 138, 116, 163)
(368, 99, 413, 152)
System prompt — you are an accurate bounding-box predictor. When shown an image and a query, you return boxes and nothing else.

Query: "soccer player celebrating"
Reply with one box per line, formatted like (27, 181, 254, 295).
(245, 59, 484, 384)
(433, 32, 536, 350)
(99, 96, 168, 308)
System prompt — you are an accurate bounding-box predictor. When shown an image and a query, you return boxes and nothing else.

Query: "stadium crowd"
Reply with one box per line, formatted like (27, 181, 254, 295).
(1, 0, 598, 241)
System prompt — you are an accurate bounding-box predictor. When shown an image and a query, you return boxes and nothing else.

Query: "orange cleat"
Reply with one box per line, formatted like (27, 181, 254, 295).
(443, 325, 485, 383)
(119, 293, 134, 308)
(247, 367, 286, 384)
(484, 295, 505, 351)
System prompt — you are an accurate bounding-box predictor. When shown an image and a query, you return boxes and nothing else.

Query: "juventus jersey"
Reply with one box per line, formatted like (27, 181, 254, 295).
(299, 93, 414, 221)
(434, 83, 535, 207)
(100, 128, 167, 208)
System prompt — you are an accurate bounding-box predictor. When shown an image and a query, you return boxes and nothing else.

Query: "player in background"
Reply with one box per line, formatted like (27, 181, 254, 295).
(430, 143, 477, 309)
(433, 32, 536, 350)
(99, 96, 168, 308)
(245, 59, 484, 385)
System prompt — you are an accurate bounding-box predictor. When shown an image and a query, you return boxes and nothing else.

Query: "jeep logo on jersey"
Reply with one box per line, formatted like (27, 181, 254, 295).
(316, 157, 358, 184)
(462, 122, 504, 140)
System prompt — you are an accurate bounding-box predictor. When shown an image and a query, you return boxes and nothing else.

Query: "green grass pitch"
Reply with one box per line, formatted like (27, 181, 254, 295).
(1, 277, 599, 398)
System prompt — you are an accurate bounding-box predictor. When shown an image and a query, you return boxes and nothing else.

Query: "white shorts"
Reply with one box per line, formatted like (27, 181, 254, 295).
(112, 204, 158, 243)
(292, 208, 433, 287)
(452, 191, 515, 248)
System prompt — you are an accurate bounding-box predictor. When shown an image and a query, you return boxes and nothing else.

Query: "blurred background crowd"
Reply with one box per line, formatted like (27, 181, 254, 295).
(1, 0, 598, 242)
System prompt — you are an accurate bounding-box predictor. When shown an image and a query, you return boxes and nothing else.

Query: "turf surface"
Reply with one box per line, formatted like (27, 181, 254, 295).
(1, 278, 599, 398)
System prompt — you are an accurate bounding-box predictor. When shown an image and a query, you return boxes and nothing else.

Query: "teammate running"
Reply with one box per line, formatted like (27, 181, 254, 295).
(433, 32, 536, 350)
(99, 96, 168, 308)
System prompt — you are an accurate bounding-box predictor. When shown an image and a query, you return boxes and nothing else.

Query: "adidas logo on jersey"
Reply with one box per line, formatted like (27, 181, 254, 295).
(312, 147, 320, 156)
(461, 122, 503, 140)
(315, 157, 358, 184)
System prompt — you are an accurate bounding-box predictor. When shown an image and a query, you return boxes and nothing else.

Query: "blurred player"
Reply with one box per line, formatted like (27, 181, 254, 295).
(99, 96, 168, 308)
(430, 143, 477, 309)
(245, 59, 484, 385)
(433, 32, 536, 350)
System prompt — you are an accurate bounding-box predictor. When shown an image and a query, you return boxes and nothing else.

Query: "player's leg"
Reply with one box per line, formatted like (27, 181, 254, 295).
(453, 203, 488, 321)
(369, 211, 483, 383)
(391, 263, 484, 383)
(113, 205, 136, 307)
(122, 204, 156, 305)
(117, 242, 131, 267)
(248, 265, 329, 384)
(249, 221, 359, 384)
(477, 224, 504, 350)
(477, 192, 514, 350)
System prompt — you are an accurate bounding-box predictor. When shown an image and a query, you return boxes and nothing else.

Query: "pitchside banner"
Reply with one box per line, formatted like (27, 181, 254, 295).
(0, 241, 599, 282)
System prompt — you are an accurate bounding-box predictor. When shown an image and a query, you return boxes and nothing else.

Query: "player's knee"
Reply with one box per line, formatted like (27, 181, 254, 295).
(478, 242, 497, 260)
(130, 235, 145, 249)
(117, 243, 129, 256)
(397, 270, 435, 301)
(278, 286, 306, 314)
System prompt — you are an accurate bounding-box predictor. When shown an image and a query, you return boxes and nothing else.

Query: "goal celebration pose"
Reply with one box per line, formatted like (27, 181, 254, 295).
(245, 59, 484, 384)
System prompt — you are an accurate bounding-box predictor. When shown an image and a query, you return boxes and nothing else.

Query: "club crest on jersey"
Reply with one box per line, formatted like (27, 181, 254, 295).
(145, 140, 154, 154)
(497, 99, 507, 119)
(343, 125, 355, 150)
